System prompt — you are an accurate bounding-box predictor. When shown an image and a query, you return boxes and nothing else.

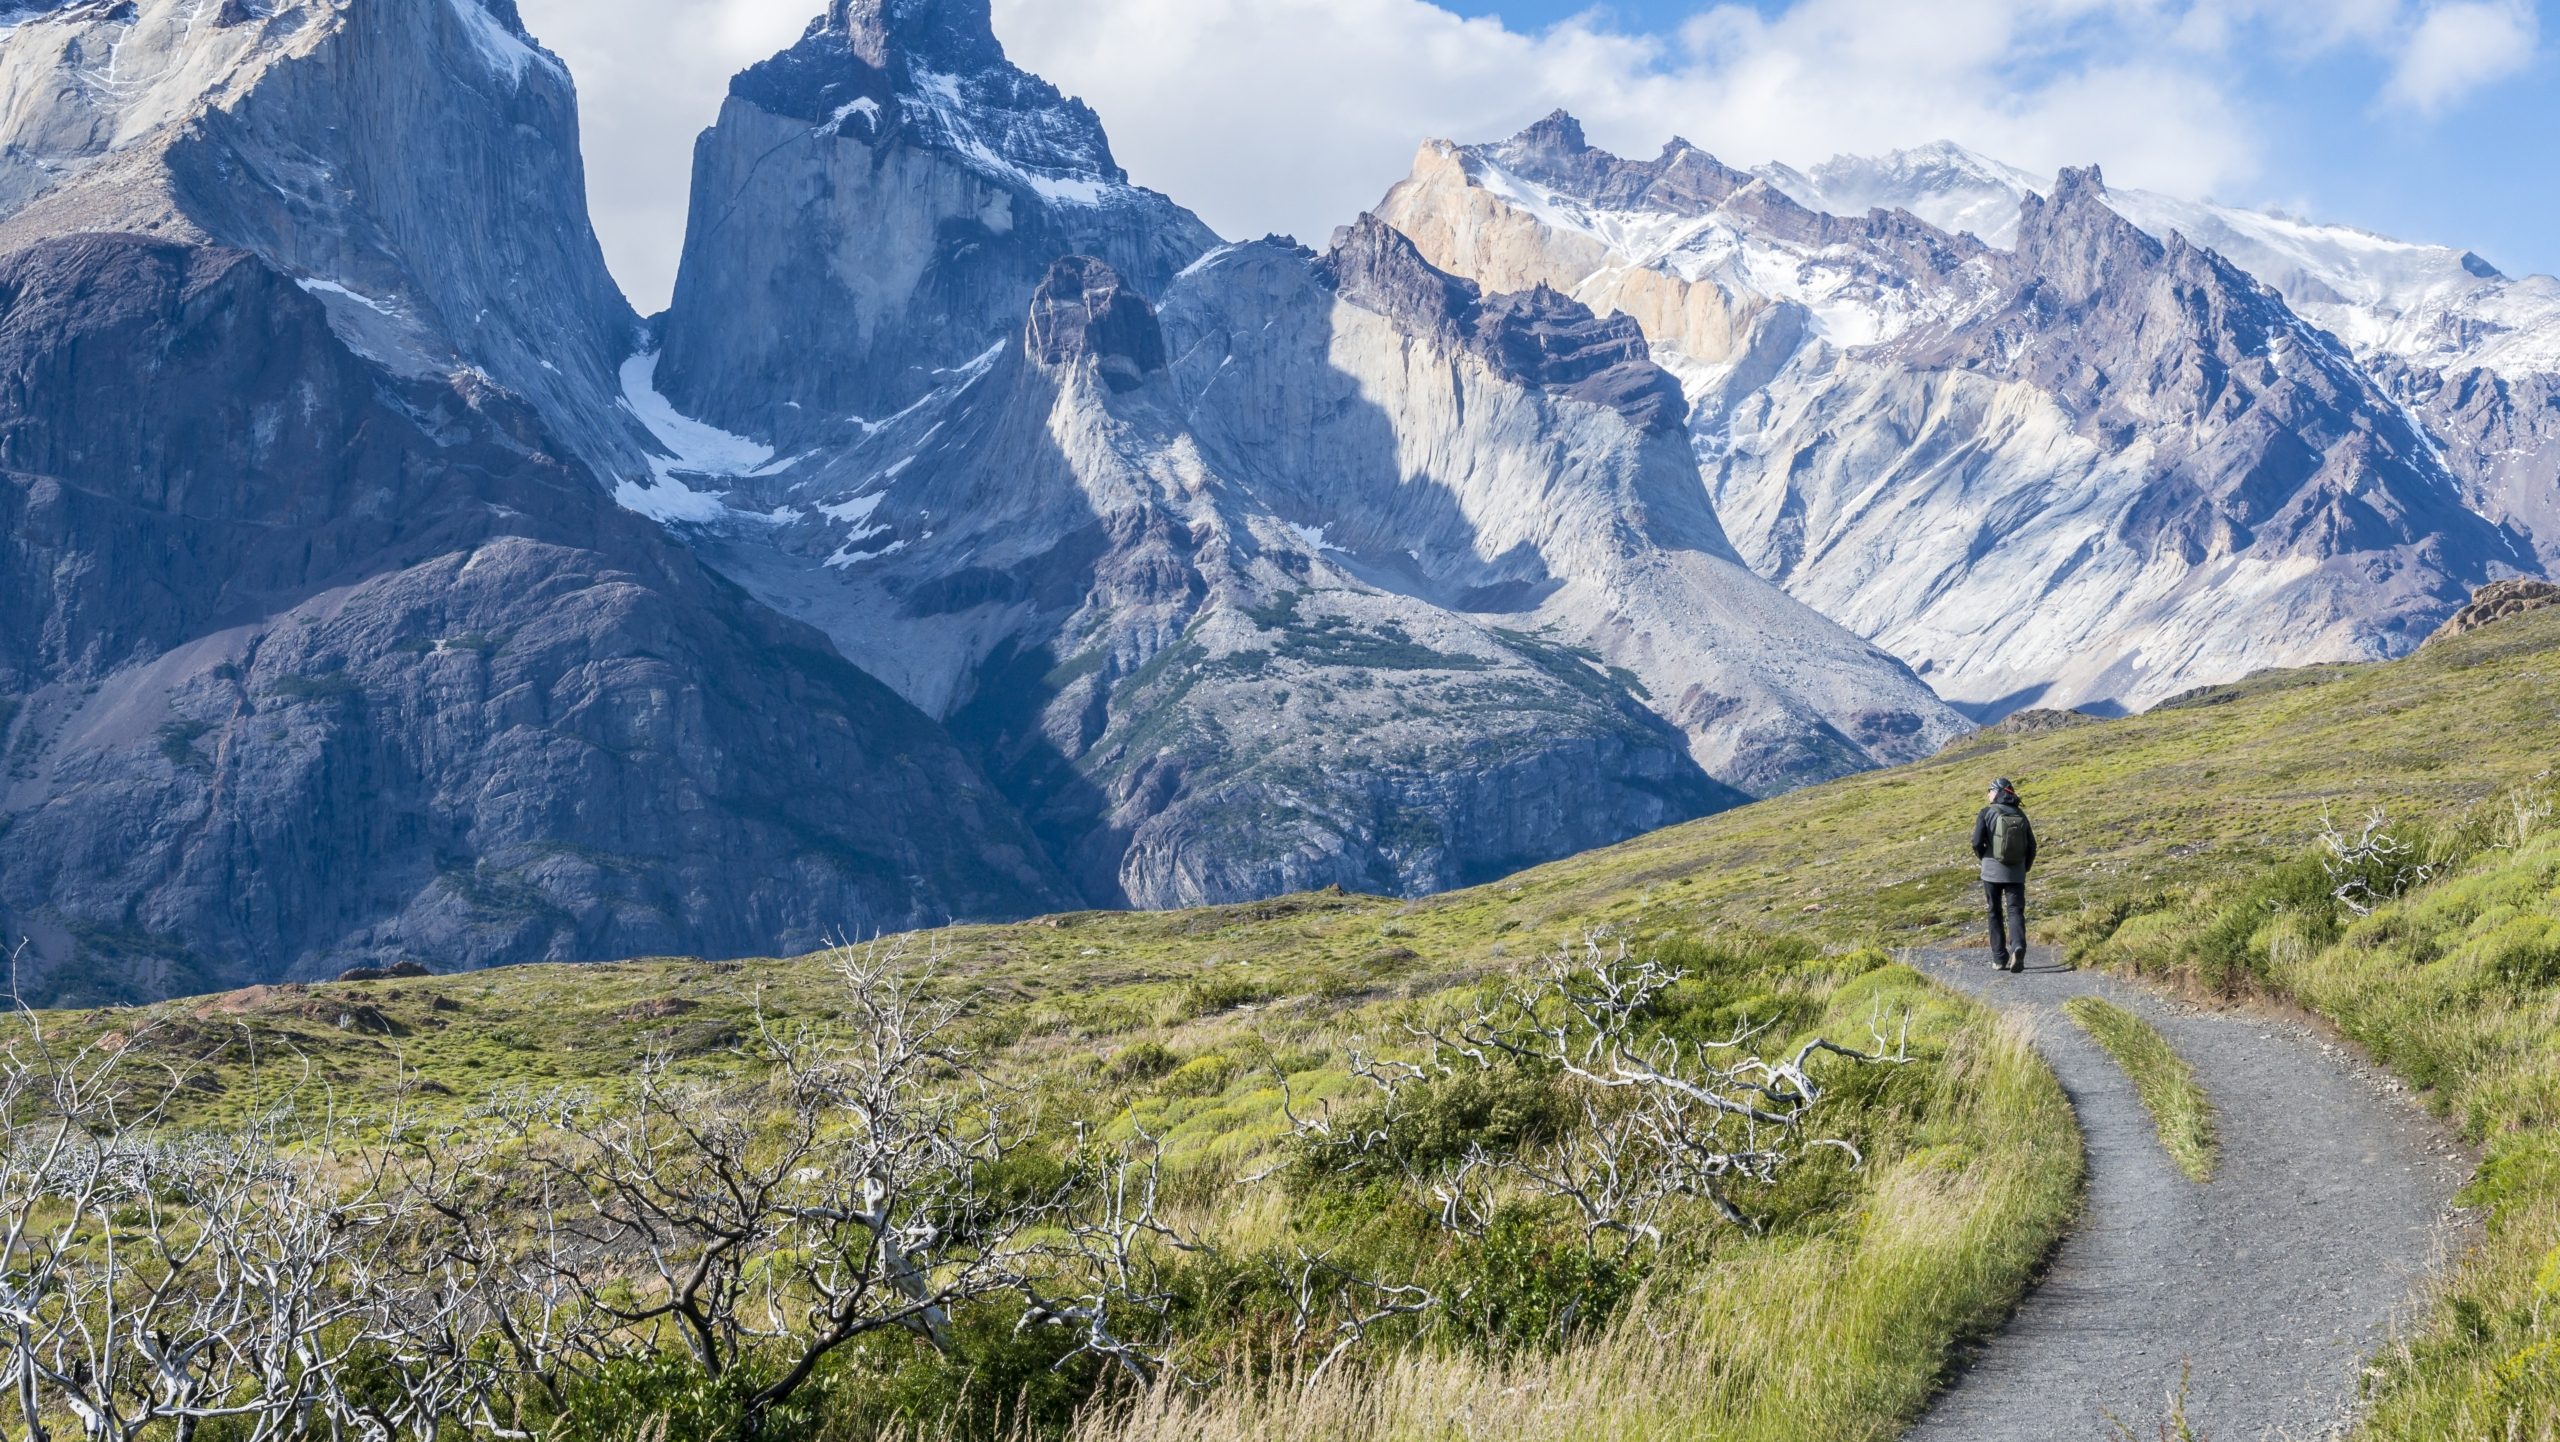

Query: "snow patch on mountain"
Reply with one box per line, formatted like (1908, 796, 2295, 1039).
(1759, 142, 2044, 246)
(1766, 141, 2560, 381)
(445, 0, 564, 86)
(1462, 147, 1993, 351)
(908, 69, 1113, 204)
(297, 278, 399, 317)
(613, 351, 781, 525)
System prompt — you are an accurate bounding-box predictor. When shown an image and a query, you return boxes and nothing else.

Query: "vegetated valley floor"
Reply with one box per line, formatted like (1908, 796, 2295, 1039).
(39, 608, 2560, 1437)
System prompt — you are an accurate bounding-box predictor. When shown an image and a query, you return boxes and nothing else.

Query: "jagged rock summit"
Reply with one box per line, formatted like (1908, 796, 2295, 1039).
(653, 0, 1218, 439)
(0, 0, 1072, 1004)
(1373, 114, 2530, 715)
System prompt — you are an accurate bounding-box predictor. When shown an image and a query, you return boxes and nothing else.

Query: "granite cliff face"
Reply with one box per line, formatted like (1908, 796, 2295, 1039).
(0, 2, 1068, 1002)
(655, 213, 1958, 908)
(653, 0, 1218, 439)
(608, 2, 1962, 911)
(1374, 118, 2532, 714)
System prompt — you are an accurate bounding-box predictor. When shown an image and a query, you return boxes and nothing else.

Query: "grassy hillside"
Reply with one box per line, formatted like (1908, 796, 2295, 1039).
(76, 607, 2560, 1134)
(26, 607, 2560, 1439)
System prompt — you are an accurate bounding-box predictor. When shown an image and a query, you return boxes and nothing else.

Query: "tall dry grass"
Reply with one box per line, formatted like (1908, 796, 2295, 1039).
(1052, 1012, 2076, 1442)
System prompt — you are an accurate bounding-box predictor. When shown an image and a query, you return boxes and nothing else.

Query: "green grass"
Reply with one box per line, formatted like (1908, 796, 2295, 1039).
(2264, 823, 2560, 1438)
(40, 939, 2079, 1440)
(44, 605, 2560, 1437)
(2063, 996, 2218, 1182)
(1059, 992, 2079, 1442)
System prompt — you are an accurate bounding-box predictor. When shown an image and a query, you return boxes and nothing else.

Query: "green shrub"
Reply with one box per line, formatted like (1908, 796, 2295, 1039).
(1104, 1040, 1180, 1083)
(844, 1304, 1097, 1440)
(542, 1354, 829, 1442)
(264, 673, 363, 704)
(1162, 1053, 1240, 1098)
(1304, 1068, 1572, 1188)
(1166, 974, 1275, 1022)
(1438, 1208, 1649, 1350)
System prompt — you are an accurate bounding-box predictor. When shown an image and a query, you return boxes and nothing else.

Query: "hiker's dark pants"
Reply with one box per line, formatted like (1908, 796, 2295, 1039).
(1985, 882, 2027, 958)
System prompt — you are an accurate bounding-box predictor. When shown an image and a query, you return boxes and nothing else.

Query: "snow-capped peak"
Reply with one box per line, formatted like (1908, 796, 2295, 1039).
(1758, 142, 2043, 245)
(732, 0, 1132, 209)
(1760, 139, 2560, 378)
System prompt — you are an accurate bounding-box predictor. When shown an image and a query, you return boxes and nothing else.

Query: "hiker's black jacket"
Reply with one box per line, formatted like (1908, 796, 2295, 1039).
(1972, 803, 2039, 884)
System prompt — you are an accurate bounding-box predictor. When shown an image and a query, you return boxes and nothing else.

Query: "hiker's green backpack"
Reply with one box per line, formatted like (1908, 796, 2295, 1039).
(1990, 806, 2033, 867)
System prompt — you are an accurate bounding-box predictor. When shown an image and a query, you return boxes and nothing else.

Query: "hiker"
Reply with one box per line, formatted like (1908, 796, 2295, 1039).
(1971, 777, 2038, 972)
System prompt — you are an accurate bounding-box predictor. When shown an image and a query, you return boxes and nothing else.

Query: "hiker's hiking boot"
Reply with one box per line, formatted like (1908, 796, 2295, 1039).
(2009, 952, 2027, 973)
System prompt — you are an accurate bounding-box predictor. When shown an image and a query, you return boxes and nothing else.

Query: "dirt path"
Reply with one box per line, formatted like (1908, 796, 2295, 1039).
(1903, 948, 2470, 1442)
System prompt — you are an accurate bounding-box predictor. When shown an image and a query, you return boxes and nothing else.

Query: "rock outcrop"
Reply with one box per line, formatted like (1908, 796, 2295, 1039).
(2426, 579, 2560, 646)
(1320, 214, 1687, 433)
(1025, 255, 1166, 390)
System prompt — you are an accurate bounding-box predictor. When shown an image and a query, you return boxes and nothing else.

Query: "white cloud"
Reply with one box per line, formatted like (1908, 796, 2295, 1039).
(993, 0, 2264, 250)
(511, 0, 2540, 309)
(2382, 0, 2539, 114)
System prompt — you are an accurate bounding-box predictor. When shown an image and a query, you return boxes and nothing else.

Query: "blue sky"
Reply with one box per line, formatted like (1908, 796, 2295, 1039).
(524, 0, 2560, 307)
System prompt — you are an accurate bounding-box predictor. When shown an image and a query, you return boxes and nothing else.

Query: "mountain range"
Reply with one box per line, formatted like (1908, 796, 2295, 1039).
(0, 0, 2547, 1002)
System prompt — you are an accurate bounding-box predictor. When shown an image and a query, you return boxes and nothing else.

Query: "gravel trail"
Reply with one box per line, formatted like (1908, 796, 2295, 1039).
(1903, 948, 2470, 1441)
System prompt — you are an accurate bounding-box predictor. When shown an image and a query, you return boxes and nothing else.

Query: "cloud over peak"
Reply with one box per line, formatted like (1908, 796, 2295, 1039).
(2384, 0, 2540, 115)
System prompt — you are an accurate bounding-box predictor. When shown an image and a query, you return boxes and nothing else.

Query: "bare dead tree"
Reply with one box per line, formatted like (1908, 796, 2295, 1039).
(1435, 937, 1906, 1238)
(0, 934, 1222, 1439)
(1017, 1130, 1197, 1387)
(465, 938, 1083, 1431)
(2318, 808, 2434, 917)
(0, 954, 450, 1442)
(1278, 1248, 1438, 1385)
(1277, 936, 1906, 1252)
(1241, 936, 1908, 1381)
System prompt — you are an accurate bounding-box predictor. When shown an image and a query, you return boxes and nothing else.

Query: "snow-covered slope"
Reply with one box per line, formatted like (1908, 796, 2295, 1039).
(1379, 119, 2530, 715)
(1759, 142, 2046, 255)
(1766, 142, 2560, 384)
(1764, 142, 2560, 573)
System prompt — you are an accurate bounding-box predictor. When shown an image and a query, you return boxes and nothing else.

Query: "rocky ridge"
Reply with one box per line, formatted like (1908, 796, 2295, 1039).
(1765, 142, 2560, 574)
(1373, 118, 2531, 715)
(2426, 579, 2560, 646)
